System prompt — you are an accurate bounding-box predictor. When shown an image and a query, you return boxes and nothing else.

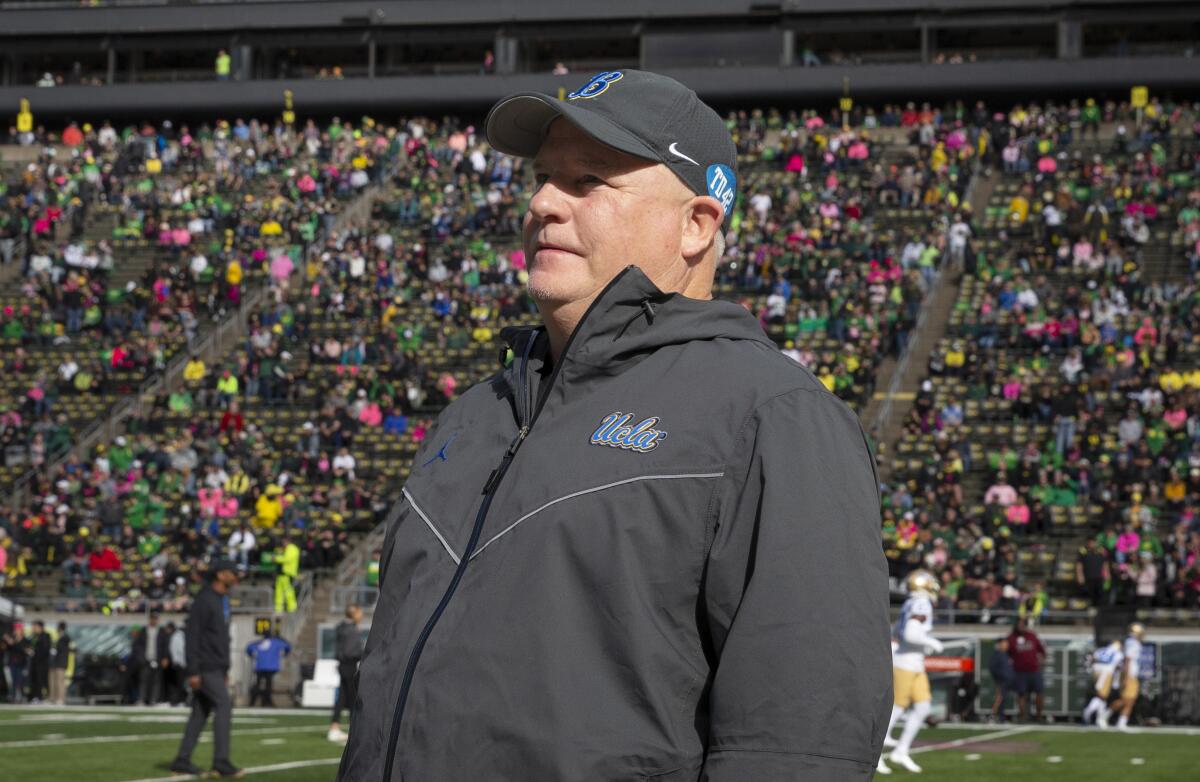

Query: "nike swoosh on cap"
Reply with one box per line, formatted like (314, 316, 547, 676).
(667, 142, 699, 166)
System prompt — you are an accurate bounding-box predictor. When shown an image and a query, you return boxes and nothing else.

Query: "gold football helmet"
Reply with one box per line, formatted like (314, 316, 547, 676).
(906, 569, 941, 598)
(1129, 622, 1145, 639)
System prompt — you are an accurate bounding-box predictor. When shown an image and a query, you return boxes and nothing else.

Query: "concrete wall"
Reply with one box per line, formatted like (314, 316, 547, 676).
(4, 56, 1199, 121)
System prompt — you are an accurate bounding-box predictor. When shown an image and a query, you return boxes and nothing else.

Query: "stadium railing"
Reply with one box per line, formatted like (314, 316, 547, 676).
(890, 605, 1200, 628)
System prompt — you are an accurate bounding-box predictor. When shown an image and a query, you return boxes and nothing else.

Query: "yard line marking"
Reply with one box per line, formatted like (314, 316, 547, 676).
(0, 704, 320, 718)
(0, 724, 324, 750)
(0, 714, 113, 725)
(927, 722, 1200, 737)
(121, 757, 341, 782)
(911, 725, 1031, 755)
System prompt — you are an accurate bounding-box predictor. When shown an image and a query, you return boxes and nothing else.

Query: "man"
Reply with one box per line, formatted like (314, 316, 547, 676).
(1007, 617, 1047, 722)
(1076, 535, 1110, 605)
(338, 69, 890, 781)
(28, 621, 51, 704)
(160, 621, 183, 705)
(246, 627, 291, 707)
(166, 621, 187, 705)
(274, 530, 300, 613)
(1083, 639, 1123, 727)
(133, 612, 164, 705)
(49, 622, 72, 706)
(5, 626, 31, 703)
(988, 637, 1015, 722)
(170, 560, 243, 778)
(328, 604, 364, 743)
(878, 570, 944, 775)
(1103, 623, 1145, 731)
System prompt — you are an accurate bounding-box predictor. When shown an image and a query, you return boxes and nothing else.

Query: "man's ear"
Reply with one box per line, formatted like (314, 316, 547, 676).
(680, 195, 724, 262)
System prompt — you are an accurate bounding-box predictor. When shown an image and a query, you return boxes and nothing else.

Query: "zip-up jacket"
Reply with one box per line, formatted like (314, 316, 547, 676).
(339, 267, 892, 781)
(185, 585, 230, 676)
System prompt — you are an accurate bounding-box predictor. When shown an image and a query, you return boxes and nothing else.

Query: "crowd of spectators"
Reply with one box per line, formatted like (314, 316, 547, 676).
(0, 115, 390, 493)
(4, 97, 1196, 623)
(882, 99, 1200, 620)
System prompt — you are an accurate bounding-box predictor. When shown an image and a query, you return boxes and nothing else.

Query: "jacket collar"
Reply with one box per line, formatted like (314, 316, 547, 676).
(504, 265, 774, 381)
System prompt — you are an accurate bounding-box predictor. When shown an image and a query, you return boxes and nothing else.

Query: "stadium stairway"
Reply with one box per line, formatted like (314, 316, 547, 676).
(867, 168, 1000, 482)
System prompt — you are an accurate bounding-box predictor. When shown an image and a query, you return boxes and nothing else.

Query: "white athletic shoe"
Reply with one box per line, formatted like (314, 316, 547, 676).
(883, 735, 899, 749)
(888, 751, 923, 773)
(327, 728, 349, 743)
(876, 756, 893, 775)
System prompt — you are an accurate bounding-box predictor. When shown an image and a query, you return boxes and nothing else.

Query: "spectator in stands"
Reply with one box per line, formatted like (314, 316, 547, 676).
(214, 50, 231, 81)
(227, 523, 256, 572)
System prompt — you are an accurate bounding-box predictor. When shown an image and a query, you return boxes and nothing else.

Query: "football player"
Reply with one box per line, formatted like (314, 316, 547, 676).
(1103, 623, 1144, 731)
(878, 570, 944, 775)
(1082, 639, 1122, 727)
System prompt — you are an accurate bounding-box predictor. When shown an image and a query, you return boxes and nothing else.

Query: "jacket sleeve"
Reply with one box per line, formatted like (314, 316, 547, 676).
(700, 388, 892, 781)
(185, 597, 206, 676)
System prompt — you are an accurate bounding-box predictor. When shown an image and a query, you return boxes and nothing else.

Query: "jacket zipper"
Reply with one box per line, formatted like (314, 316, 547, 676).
(379, 268, 635, 780)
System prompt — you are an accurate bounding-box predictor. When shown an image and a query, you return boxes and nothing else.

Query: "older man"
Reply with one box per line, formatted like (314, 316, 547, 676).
(339, 70, 890, 781)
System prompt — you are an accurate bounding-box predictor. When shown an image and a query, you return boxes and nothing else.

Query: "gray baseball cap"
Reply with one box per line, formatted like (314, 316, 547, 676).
(485, 69, 738, 223)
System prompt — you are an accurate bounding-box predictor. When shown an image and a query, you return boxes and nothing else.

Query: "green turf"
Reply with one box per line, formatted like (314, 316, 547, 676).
(892, 725, 1194, 782)
(0, 707, 342, 781)
(0, 708, 1194, 781)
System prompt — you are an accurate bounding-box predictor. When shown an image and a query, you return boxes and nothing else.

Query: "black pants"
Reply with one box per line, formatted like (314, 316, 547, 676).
(332, 660, 359, 724)
(176, 671, 233, 767)
(162, 665, 183, 705)
(250, 671, 276, 707)
(28, 661, 49, 701)
(139, 663, 161, 704)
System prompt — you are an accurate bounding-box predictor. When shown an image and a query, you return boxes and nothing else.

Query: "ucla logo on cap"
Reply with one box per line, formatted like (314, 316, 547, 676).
(706, 164, 736, 214)
(590, 412, 667, 453)
(568, 70, 623, 100)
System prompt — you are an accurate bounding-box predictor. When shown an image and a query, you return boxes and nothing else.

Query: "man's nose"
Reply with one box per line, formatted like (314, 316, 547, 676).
(528, 180, 569, 224)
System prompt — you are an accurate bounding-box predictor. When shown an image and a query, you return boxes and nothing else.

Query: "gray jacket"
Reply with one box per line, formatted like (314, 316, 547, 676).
(339, 267, 891, 781)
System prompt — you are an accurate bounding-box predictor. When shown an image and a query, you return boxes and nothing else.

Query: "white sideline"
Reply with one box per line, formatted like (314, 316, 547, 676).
(911, 726, 1032, 754)
(0, 703, 325, 718)
(0, 724, 324, 750)
(121, 757, 342, 782)
(929, 721, 1200, 737)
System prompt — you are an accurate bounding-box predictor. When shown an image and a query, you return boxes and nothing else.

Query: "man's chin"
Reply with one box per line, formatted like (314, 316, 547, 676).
(526, 272, 581, 305)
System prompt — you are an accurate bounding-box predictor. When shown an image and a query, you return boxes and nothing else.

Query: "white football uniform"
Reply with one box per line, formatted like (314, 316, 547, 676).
(1092, 642, 1123, 696)
(1123, 636, 1143, 680)
(893, 595, 935, 673)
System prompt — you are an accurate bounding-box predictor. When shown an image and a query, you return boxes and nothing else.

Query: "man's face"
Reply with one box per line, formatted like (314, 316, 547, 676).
(523, 119, 695, 312)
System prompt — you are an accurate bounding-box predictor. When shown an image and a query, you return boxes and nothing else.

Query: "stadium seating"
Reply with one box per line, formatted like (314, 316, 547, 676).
(3, 99, 1196, 630)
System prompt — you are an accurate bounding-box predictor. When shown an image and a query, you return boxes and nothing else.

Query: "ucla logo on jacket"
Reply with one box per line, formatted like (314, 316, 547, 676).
(590, 412, 667, 453)
(568, 71, 623, 100)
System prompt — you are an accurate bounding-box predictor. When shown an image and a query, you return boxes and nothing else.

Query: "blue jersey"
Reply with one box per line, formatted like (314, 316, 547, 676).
(246, 636, 292, 673)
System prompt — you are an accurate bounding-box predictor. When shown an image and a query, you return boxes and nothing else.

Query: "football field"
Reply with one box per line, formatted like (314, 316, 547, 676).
(0, 705, 1195, 780)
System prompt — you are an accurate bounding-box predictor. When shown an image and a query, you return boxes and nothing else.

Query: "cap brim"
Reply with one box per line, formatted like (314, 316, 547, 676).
(486, 93, 659, 163)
